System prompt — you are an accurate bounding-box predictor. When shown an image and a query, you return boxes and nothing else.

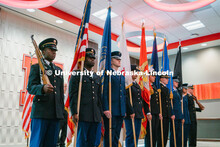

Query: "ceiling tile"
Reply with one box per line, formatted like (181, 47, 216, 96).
(206, 24, 220, 34)
(52, 1, 74, 12)
(193, 8, 219, 20)
(190, 28, 211, 36)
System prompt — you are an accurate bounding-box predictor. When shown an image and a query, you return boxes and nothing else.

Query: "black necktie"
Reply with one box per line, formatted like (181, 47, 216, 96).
(50, 62, 54, 70)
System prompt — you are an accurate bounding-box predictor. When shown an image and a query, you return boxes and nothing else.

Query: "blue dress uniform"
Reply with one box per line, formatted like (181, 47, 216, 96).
(157, 83, 173, 147)
(27, 38, 64, 147)
(69, 48, 103, 147)
(188, 86, 201, 147)
(102, 69, 127, 147)
(143, 84, 160, 147)
(102, 51, 127, 147)
(183, 93, 191, 147)
(124, 78, 144, 147)
(170, 88, 184, 147)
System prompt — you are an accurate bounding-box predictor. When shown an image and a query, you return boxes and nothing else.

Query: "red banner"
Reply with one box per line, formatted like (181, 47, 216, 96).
(194, 82, 220, 100)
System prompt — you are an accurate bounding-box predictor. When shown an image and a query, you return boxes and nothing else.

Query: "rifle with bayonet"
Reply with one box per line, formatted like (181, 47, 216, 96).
(31, 35, 51, 85)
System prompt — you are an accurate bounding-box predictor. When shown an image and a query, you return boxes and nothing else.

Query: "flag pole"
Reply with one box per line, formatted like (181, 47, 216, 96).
(158, 89, 164, 147)
(149, 105, 153, 147)
(108, 74, 112, 147)
(73, 1, 90, 146)
(128, 87, 137, 147)
(107, 2, 112, 147)
(170, 92, 177, 147)
(179, 40, 184, 147)
(163, 37, 177, 147)
(181, 85, 184, 147)
(154, 29, 164, 147)
(73, 61, 85, 147)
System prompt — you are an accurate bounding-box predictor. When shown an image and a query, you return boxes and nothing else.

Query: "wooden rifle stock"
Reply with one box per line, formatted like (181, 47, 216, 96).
(31, 35, 51, 85)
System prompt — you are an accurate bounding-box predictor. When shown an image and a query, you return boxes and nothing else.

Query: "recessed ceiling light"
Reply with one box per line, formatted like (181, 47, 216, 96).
(155, 0, 162, 1)
(56, 20, 63, 24)
(182, 20, 205, 31)
(92, 9, 118, 20)
(137, 36, 154, 41)
(26, 9, 35, 12)
(183, 47, 188, 50)
(190, 33, 199, 38)
(201, 43, 207, 46)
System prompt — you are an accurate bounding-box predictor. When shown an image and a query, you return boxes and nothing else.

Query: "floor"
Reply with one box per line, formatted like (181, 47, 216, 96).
(133, 139, 220, 147)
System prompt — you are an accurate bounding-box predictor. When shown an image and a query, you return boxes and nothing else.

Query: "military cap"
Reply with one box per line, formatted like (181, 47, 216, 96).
(188, 84, 194, 89)
(131, 65, 140, 71)
(86, 48, 96, 59)
(39, 38, 58, 51)
(182, 83, 188, 89)
(160, 73, 170, 79)
(111, 51, 122, 60)
(173, 76, 180, 83)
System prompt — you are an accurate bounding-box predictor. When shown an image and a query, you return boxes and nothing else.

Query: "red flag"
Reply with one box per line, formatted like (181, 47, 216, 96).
(139, 24, 151, 138)
(22, 91, 34, 138)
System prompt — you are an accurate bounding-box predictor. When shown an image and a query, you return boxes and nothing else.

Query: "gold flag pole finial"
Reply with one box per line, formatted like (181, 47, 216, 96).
(141, 19, 145, 27)
(153, 26, 156, 38)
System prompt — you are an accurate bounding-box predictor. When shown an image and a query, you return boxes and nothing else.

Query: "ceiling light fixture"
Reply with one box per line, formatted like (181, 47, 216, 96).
(0, 0, 57, 9)
(56, 20, 63, 24)
(143, 0, 215, 12)
(190, 33, 199, 38)
(117, 30, 167, 53)
(92, 9, 118, 20)
(201, 43, 207, 46)
(183, 47, 189, 50)
(26, 9, 36, 13)
(182, 20, 205, 31)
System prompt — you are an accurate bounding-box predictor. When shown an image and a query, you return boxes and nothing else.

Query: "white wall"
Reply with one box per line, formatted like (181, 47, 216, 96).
(167, 46, 220, 119)
(0, 8, 77, 146)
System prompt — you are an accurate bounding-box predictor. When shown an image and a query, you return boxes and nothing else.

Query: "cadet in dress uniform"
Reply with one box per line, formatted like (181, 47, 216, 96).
(69, 48, 102, 147)
(27, 38, 64, 147)
(157, 75, 175, 147)
(102, 51, 127, 147)
(124, 65, 144, 147)
(182, 83, 191, 147)
(170, 76, 184, 147)
(187, 85, 205, 147)
(143, 69, 162, 147)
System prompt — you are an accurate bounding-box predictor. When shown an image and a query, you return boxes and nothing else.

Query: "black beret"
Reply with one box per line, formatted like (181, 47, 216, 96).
(39, 38, 58, 51)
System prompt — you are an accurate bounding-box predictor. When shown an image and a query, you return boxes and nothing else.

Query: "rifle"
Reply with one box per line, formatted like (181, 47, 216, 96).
(31, 35, 51, 85)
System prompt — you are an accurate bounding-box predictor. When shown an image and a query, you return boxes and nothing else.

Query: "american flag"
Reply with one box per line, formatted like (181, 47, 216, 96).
(64, 0, 92, 146)
(22, 91, 34, 138)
